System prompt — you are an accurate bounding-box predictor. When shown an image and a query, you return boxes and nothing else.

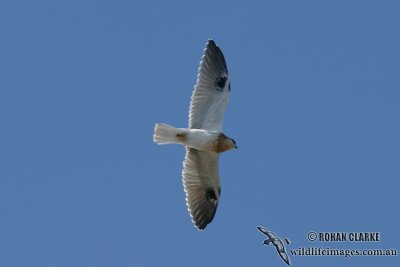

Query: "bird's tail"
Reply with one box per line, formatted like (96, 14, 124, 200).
(153, 123, 184, 145)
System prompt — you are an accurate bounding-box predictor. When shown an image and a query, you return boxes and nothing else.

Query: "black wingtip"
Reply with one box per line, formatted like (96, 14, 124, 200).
(197, 224, 206, 231)
(192, 208, 217, 231)
(206, 39, 217, 48)
(194, 219, 208, 230)
(204, 39, 228, 72)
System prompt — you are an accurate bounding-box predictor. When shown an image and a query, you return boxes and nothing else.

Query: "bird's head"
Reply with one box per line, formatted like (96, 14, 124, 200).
(263, 239, 272, 245)
(224, 136, 238, 151)
(216, 134, 237, 153)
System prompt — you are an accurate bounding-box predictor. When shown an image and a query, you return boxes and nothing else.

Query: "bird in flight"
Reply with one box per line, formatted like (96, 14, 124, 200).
(153, 39, 237, 230)
(257, 226, 291, 266)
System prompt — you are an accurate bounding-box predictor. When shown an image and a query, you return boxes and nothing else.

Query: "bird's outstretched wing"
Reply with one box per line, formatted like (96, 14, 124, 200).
(257, 226, 273, 238)
(257, 226, 291, 266)
(182, 148, 221, 229)
(188, 39, 230, 131)
(279, 251, 291, 266)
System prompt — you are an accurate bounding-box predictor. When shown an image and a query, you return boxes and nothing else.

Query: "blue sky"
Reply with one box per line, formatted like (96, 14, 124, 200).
(0, 0, 399, 266)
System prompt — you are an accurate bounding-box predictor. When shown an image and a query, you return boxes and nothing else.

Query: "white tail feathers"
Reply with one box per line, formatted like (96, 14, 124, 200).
(153, 123, 183, 144)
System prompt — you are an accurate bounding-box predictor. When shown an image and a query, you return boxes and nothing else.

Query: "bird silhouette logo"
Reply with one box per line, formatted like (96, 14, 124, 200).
(257, 226, 291, 266)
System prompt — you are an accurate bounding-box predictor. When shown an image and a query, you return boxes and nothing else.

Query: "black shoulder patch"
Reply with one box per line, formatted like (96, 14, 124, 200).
(216, 76, 227, 91)
(206, 188, 218, 201)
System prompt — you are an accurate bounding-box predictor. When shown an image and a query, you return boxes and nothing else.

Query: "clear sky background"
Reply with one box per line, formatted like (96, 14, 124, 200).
(0, 1, 399, 266)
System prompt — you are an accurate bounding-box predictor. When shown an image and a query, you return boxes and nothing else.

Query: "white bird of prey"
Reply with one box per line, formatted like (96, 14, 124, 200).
(153, 39, 237, 230)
